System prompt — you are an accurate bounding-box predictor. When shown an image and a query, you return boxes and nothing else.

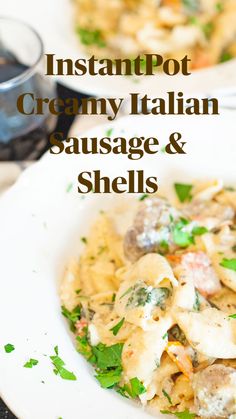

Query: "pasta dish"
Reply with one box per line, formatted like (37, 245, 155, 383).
(74, 0, 236, 69)
(61, 179, 236, 418)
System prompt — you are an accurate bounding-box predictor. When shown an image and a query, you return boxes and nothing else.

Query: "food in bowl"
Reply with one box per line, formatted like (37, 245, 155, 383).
(74, 0, 236, 69)
(61, 179, 236, 418)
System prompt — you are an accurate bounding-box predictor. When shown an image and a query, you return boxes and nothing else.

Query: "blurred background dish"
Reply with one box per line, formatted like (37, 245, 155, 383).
(74, 0, 236, 68)
(1, 0, 236, 96)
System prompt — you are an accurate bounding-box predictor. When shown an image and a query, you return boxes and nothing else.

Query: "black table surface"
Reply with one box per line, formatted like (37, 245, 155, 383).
(0, 83, 88, 419)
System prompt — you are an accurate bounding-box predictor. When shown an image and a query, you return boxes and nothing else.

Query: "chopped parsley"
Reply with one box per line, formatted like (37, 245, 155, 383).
(220, 51, 233, 63)
(95, 367, 122, 388)
(50, 346, 77, 380)
(172, 218, 208, 248)
(118, 377, 146, 398)
(139, 193, 148, 201)
(174, 183, 193, 203)
(172, 219, 194, 247)
(81, 237, 87, 244)
(192, 226, 208, 236)
(202, 22, 214, 39)
(161, 409, 196, 419)
(220, 258, 236, 272)
(24, 358, 39, 368)
(4, 343, 15, 353)
(110, 318, 125, 336)
(229, 314, 236, 319)
(77, 28, 106, 47)
(112, 293, 116, 302)
(91, 343, 124, 389)
(66, 182, 73, 193)
(76, 329, 94, 362)
(216, 1, 223, 12)
(162, 389, 172, 405)
(193, 290, 201, 311)
(162, 332, 168, 340)
(92, 343, 123, 370)
(61, 305, 81, 331)
(126, 282, 170, 309)
(75, 289, 82, 295)
(105, 128, 113, 137)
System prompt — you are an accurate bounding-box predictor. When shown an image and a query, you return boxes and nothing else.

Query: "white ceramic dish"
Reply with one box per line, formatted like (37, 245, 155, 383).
(0, 113, 235, 419)
(2, 0, 236, 96)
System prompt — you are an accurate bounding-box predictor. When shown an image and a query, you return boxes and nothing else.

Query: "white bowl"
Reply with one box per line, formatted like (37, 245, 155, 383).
(0, 113, 235, 419)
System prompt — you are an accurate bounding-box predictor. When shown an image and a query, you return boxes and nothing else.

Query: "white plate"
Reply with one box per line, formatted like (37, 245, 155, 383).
(0, 113, 235, 419)
(2, 0, 236, 96)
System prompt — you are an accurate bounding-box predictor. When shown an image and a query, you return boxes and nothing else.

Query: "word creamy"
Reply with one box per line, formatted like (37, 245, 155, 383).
(17, 92, 219, 121)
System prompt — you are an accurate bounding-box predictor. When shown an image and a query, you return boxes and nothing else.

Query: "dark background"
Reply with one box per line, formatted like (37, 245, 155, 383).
(0, 82, 88, 419)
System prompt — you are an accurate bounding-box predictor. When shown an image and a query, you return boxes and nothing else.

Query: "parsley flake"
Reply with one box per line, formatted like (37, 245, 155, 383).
(92, 343, 124, 370)
(162, 389, 172, 405)
(24, 358, 38, 368)
(174, 183, 193, 203)
(229, 314, 236, 319)
(110, 318, 125, 336)
(66, 182, 73, 193)
(139, 194, 149, 201)
(95, 367, 122, 388)
(4, 343, 15, 353)
(61, 305, 81, 331)
(161, 409, 196, 419)
(105, 128, 113, 137)
(118, 377, 146, 398)
(50, 347, 77, 381)
(77, 28, 106, 47)
(220, 258, 236, 272)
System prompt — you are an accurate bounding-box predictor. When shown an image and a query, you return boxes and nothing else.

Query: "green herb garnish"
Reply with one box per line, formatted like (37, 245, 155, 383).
(61, 305, 81, 331)
(95, 367, 122, 388)
(92, 343, 124, 370)
(139, 194, 148, 201)
(172, 219, 194, 247)
(76, 330, 94, 362)
(24, 358, 38, 368)
(174, 183, 193, 203)
(118, 377, 146, 398)
(110, 318, 125, 336)
(162, 389, 172, 404)
(229, 314, 236, 319)
(126, 283, 170, 309)
(220, 51, 233, 63)
(202, 22, 214, 39)
(66, 182, 73, 193)
(161, 409, 196, 419)
(192, 226, 208, 236)
(216, 2, 223, 12)
(193, 290, 201, 311)
(77, 28, 106, 47)
(4, 343, 15, 353)
(81, 237, 87, 244)
(105, 128, 113, 137)
(50, 347, 77, 380)
(172, 218, 207, 248)
(220, 258, 236, 272)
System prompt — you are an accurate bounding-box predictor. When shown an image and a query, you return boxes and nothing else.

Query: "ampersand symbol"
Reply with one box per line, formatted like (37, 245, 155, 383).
(165, 132, 186, 154)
